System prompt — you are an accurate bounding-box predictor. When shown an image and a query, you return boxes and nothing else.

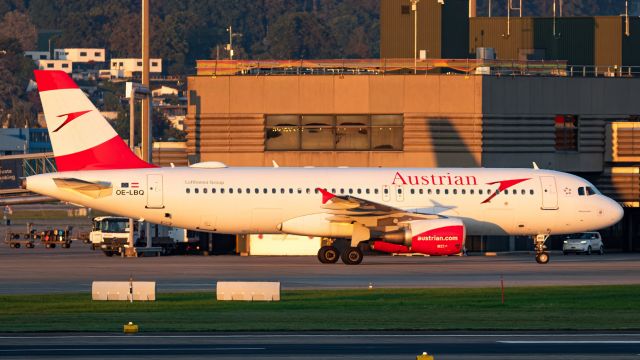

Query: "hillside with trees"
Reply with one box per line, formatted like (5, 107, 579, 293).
(0, 0, 625, 127)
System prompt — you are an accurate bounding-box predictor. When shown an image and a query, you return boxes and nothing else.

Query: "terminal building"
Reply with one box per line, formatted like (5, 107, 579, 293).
(185, 1, 639, 253)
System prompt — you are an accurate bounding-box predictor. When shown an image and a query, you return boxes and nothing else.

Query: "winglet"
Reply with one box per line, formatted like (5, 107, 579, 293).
(316, 188, 336, 204)
(532, 162, 540, 170)
(272, 160, 280, 168)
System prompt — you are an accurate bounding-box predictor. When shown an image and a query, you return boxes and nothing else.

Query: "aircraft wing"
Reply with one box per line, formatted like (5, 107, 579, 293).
(53, 178, 113, 199)
(316, 187, 440, 223)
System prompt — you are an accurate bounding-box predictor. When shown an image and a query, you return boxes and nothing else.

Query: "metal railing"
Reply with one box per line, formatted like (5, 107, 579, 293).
(195, 58, 640, 78)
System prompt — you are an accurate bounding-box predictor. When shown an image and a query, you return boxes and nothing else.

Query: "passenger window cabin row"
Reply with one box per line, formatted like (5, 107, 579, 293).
(184, 187, 538, 196)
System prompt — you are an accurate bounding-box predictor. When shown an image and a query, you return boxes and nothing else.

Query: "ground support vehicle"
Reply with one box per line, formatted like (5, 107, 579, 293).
(40, 228, 73, 248)
(90, 216, 200, 256)
(4, 231, 36, 249)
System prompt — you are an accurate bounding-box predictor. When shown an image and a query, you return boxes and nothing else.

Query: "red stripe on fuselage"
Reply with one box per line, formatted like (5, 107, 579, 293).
(34, 70, 79, 92)
(54, 136, 157, 171)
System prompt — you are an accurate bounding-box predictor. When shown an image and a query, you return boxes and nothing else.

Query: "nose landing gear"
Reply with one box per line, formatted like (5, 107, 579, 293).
(534, 234, 550, 264)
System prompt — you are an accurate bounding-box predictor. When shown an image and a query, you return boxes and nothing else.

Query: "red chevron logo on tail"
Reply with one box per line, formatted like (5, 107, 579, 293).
(53, 110, 92, 132)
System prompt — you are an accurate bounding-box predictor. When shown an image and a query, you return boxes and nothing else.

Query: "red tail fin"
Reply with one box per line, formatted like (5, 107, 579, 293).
(34, 70, 156, 171)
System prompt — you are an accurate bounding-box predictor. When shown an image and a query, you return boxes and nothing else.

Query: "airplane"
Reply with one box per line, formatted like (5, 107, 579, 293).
(25, 70, 624, 265)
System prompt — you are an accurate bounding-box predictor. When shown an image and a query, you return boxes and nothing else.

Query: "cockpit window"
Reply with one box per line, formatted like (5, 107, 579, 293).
(586, 187, 596, 195)
(578, 187, 585, 196)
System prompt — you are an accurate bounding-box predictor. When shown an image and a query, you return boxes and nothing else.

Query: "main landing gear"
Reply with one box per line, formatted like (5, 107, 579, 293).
(534, 234, 550, 264)
(317, 245, 339, 264)
(317, 240, 364, 265)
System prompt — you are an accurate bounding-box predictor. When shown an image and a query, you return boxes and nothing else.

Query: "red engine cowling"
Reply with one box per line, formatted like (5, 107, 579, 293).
(376, 218, 465, 256)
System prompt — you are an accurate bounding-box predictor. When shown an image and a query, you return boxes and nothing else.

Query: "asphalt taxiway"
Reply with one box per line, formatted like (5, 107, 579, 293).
(0, 332, 638, 359)
(0, 241, 639, 294)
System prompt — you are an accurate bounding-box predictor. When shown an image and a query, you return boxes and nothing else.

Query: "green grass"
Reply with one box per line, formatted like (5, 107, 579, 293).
(0, 286, 638, 332)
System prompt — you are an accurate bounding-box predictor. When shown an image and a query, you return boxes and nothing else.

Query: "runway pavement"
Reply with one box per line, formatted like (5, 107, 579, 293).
(0, 239, 639, 294)
(0, 332, 639, 359)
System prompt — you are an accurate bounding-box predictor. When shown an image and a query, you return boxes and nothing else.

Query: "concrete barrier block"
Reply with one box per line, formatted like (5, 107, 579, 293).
(133, 281, 156, 301)
(216, 281, 280, 301)
(92, 281, 156, 301)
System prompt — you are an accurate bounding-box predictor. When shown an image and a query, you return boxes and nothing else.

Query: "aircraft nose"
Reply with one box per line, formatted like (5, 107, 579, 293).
(606, 197, 624, 225)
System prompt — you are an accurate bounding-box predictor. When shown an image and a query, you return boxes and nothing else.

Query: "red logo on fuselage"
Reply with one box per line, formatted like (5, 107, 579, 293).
(53, 110, 92, 132)
(481, 178, 531, 204)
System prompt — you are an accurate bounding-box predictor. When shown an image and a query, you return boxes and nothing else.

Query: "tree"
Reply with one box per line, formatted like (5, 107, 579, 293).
(0, 36, 36, 128)
(265, 12, 337, 59)
(0, 10, 36, 50)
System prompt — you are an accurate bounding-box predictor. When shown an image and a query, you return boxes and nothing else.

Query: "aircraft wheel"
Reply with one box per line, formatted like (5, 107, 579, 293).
(599, 246, 604, 255)
(14, 243, 20, 249)
(586, 246, 592, 255)
(341, 247, 363, 265)
(317, 246, 339, 264)
(104, 251, 114, 257)
(49, 243, 56, 249)
(535, 252, 550, 264)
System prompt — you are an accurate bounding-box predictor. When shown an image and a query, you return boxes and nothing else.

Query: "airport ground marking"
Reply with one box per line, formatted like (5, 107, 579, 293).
(499, 341, 640, 344)
(1, 333, 640, 339)
(0, 347, 266, 352)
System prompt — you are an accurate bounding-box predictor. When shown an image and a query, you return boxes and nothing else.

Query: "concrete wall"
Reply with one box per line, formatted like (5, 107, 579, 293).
(186, 74, 483, 167)
(481, 76, 640, 171)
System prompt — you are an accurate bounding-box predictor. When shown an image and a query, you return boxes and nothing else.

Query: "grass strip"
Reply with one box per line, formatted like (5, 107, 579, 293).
(0, 285, 638, 332)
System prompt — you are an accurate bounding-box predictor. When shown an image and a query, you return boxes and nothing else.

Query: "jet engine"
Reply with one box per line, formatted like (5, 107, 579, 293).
(373, 218, 465, 256)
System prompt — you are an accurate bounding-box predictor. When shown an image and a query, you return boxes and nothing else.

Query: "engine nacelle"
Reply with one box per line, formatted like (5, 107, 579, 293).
(378, 218, 465, 256)
(278, 213, 353, 238)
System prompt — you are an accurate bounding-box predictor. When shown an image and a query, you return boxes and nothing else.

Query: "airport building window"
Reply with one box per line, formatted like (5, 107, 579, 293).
(265, 114, 403, 151)
(555, 115, 578, 151)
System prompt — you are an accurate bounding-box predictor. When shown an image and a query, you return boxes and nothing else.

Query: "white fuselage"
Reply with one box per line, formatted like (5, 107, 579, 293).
(26, 167, 623, 238)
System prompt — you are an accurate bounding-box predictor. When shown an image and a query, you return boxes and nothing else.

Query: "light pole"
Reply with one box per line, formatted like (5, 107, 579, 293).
(410, 0, 420, 74)
(226, 26, 243, 60)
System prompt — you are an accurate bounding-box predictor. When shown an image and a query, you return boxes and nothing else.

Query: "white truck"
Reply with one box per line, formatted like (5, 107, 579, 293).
(89, 216, 199, 256)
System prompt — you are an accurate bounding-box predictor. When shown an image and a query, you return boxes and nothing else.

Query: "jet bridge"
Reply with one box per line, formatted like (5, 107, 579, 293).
(0, 152, 57, 205)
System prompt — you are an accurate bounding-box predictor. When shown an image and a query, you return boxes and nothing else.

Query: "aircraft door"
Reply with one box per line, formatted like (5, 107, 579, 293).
(540, 176, 559, 210)
(146, 174, 164, 209)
